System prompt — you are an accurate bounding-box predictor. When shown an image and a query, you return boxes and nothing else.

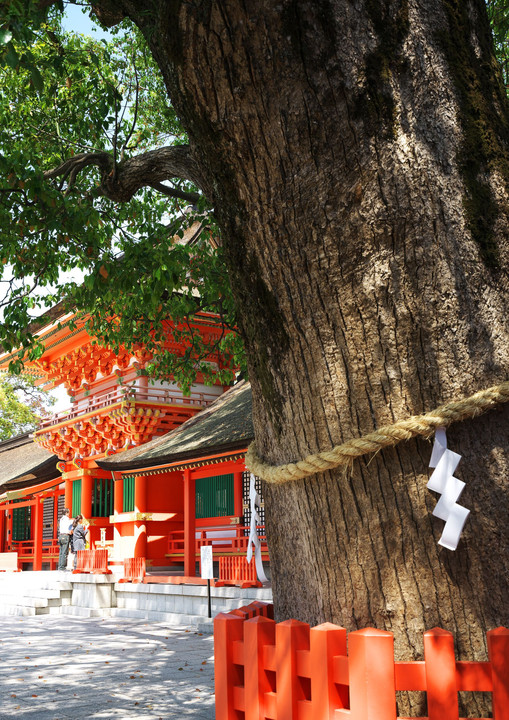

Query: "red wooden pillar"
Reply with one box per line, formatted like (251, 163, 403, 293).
(6, 510, 13, 550)
(310, 623, 349, 715)
(0, 509, 5, 552)
(81, 472, 93, 521)
(275, 619, 310, 720)
(234, 471, 243, 519)
(244, 616, 276, 720)
(53, 494, 59, 536)
(112, 472, 123, 558)
(113, 473, 124, 514)
(183, 468, 196, 577)
(347, 628, 397, 720)
(214, 613, 245, 720)
(423, 628, 459, 720)
(64, 477, 72, 513)
(488, 626, 509, 720)
(33, 499, 43, 571)
(134, 474, 147, 559)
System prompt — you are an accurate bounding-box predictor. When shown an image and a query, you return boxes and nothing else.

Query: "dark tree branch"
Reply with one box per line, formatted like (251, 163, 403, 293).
(121, 54, 140, 159)
(43, 145, 204, 203)
(148, 182, 200, 204)
(90, 1, 126, 27)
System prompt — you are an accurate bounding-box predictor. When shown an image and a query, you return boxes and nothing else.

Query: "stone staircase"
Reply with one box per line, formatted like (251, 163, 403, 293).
(0, 573, 72, 616)
(0, 571, 272, 629)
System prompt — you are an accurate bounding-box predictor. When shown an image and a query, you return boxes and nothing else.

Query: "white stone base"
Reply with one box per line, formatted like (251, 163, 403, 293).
(0, 570, 272, 628)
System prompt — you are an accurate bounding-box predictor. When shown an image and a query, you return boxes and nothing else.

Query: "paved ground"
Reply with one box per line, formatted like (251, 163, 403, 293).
(0, 615, 215, 720)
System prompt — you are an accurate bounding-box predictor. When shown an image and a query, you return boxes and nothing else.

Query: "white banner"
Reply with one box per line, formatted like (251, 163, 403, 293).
(427, 427, 470, 551)
(247, 473, 268, 583)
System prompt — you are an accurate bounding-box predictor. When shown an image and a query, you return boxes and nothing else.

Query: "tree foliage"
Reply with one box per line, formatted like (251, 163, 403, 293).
(0, 2, 241, 388)
(487, 0, 509, 92)
(0, 0, 506, 389)
(0, 372, 55, 439)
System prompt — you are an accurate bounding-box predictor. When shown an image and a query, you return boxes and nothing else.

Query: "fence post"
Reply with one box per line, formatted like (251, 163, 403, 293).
(215, 612, 245, 720)
(244, 616, 276, 720)
(310, 623, 348, 718)
(276, 619, 310, 720)
(346, 628, 397, 720)
(424, 628, 459, 720)
(487, 626, 509, 720)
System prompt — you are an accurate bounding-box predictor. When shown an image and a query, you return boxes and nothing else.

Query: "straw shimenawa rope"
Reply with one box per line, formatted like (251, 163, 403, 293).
(245, 380, 509, 485)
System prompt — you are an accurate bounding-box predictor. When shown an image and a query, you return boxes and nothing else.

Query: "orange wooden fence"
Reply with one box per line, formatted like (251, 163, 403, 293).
(216, 556, 262, 588)
(214, 603, 509, 720)
(118, 557, 146, 583)
(73, 549, 111, 574)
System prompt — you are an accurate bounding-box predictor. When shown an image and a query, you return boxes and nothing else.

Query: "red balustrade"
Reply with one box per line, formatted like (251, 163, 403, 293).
(214, 603, 509, 720)
(167, 525, 269, 557)
(118, 557, 146, 583)
(216, 556, 262, 588)
(73, 548, 111, 574)
(12, 540, 60, 569)
(38, 386, 219, 431)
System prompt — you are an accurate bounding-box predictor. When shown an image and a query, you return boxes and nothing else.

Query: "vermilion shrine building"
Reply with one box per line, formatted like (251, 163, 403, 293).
(0, 304, 266, 575)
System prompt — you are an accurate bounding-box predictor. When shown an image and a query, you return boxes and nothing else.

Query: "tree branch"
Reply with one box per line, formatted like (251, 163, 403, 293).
(148, 182, 200, 204)
(43, 145, 204, 203)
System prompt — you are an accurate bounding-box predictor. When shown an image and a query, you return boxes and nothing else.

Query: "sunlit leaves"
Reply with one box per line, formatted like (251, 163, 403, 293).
(0, 4, 241, 390)
(0, 373, 55, 439)
(487, 0, 509, 93)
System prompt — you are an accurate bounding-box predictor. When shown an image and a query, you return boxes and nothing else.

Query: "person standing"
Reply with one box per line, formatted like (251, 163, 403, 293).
(71, 515, 88, 570)
(57, 508, 72, 571)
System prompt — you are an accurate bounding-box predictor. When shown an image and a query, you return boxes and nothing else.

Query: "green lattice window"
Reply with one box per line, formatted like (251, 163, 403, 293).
(72, 479, 82, 516)
(123, 476, 135, 512)
(12, 504, 31, 541)
(92, 478, 114, 518)
(195, 474, 234, 519)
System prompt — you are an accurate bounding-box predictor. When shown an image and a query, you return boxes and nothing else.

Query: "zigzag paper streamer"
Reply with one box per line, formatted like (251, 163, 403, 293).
(247, 473, 268, 583)
(427, 427, 470, 551)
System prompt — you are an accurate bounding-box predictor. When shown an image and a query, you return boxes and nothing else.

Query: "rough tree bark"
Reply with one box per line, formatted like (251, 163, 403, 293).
(97, 0, 509, 712)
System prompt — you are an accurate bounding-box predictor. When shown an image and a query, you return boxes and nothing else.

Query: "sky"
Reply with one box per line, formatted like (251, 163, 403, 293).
(61, 2, 113, 39)
(45, 4, 114, 414)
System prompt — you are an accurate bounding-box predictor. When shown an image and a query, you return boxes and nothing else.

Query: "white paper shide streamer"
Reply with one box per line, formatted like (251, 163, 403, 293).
(427, 427, 470, 551)
(247, 473, 268, 583)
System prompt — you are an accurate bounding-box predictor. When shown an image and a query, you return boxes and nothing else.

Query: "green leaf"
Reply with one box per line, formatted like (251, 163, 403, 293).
(0, 28, 12, 45)
(4, 43, 19, 68)
(30, 65, 44, 92)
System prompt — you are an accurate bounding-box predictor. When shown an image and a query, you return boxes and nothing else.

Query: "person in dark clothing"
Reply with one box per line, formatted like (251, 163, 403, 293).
(57, 508, 72, 571)
(71, 514, 88, 569)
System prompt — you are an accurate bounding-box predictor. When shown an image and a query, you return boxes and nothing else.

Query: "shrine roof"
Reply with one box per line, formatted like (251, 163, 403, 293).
(97, 380, 253, 471)
(0, 433, 59, 491)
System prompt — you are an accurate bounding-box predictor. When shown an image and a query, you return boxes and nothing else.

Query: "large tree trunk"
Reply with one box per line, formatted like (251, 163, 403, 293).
(107, 0, 509, 713)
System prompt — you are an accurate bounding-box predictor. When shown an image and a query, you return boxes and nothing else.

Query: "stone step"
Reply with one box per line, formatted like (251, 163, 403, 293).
(0, 580, 72, 593)
(0, 587, 68, 601)
(0, 595, 50, 608)
(59, 606, 111, 618)
(0, 603, 37, 616)
(110, 607, 208, 627)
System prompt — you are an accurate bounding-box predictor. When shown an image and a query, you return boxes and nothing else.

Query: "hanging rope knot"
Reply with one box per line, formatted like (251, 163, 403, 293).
(245, 380, 509, 485)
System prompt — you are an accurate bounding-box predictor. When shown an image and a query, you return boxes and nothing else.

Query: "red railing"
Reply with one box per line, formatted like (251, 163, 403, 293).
(73, 549, 111, 574)
(38, 386, 219, 430)
(168, 525, 269, 557)
(118, 557, 146, 583)
(214, 603, 509, 720)
(216, 556, 262, 588)
(12, 540, 59, 559)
